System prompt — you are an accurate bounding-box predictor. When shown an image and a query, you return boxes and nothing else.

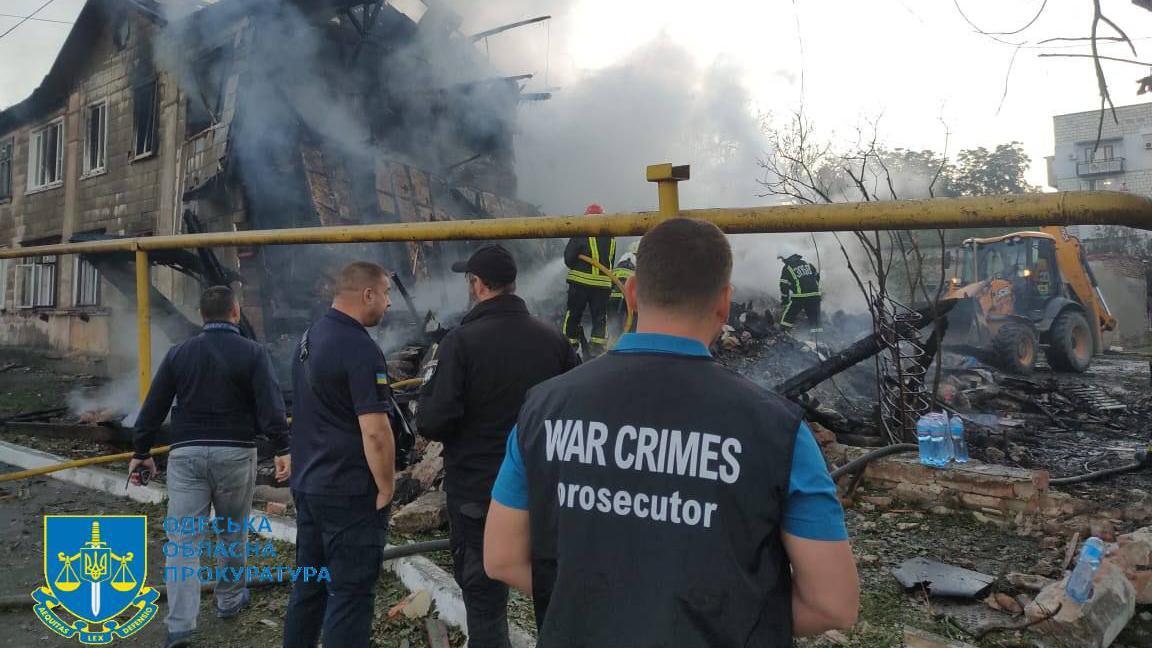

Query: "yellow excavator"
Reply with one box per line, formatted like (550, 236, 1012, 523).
(944, 226, 1116, 374)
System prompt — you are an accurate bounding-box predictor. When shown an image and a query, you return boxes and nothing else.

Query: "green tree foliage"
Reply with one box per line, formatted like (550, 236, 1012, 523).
(950, 142, 1038, 197)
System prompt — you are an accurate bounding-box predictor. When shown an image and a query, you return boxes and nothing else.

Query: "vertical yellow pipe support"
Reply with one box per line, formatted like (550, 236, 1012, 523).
(135, 249, 151, 403)
(646, 163, 690, 217)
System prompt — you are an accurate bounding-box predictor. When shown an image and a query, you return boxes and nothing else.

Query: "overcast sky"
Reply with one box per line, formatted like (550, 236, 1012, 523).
(3, 0, 1151, 193)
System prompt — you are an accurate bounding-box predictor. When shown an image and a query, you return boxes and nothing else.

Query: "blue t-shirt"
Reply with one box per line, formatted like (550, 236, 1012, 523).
(491, 332, 848, 542)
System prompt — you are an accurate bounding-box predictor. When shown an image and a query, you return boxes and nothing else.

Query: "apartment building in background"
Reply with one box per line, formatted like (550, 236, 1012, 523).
(1048, 102, 1152, 343)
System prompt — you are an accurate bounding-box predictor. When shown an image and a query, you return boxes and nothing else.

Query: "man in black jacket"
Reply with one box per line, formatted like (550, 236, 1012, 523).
(131, 286, 290, 648)
(418, 244, 578, 648)
(562, 203, 616, 357)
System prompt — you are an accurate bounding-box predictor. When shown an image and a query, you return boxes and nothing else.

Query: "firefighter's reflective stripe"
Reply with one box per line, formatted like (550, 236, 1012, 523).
(786, 265, 821, 298)
(567, 238, 616, 288)
(610, 266, 634, 299)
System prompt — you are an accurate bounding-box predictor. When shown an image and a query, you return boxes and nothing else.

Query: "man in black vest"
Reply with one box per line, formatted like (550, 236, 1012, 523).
(418, 244, 578, 647)
(484, 218, 859, 646)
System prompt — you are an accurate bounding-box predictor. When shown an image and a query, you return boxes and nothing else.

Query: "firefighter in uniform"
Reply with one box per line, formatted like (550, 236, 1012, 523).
(484, 218, 860, 646)
(779, 252, 822, 333)
(607, 241, 638, 337)
(562, 204, 616, 356)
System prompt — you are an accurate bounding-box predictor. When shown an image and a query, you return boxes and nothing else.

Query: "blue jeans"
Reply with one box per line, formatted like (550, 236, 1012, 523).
(283, 492, 390, 648)
(164, 446, 257, 633)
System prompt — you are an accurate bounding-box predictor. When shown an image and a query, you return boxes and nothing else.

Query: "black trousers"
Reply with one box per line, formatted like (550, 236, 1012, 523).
(781, 296, 822, 330)
(284, 492, 390, 648)
(564, 283, 611, 347)
(448, 496, 511, 648)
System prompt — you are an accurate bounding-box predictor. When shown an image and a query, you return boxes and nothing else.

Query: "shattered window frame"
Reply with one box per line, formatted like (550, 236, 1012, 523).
(0, 138, 12, 200)
(132, 80, 159, 159)
(73, 257, 101, 307)
(83, 100, 108, 176)
(16, 255, 57, 309)
(27, 118, 64, 191)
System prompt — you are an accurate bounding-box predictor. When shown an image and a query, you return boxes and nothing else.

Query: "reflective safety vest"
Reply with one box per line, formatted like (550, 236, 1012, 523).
(566, 237, 616, 289)
(779, 258, 821, 298)
(609, 256, 635, 299)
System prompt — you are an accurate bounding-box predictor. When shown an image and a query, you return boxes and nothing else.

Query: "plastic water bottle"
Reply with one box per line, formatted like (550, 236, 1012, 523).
(930, 413, 952, 467)
(916, 414, 933, 466)
(1066, 537, 1106, 603)
(950, 415, 969, 463)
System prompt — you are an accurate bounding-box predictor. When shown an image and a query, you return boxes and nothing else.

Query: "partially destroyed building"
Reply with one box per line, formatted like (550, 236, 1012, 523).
(0, 0, 545, 361)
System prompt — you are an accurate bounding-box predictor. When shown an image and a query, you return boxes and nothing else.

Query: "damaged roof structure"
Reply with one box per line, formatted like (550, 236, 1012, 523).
(0, 0, 548, 356)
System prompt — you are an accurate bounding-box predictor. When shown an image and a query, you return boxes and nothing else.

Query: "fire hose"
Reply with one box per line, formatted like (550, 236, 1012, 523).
(578, 254, 635, 337)
(1049, 450, 1151, 486)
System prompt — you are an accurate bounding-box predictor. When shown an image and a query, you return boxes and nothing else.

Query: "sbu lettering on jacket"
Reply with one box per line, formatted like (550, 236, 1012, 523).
(544, 419, 742, 529)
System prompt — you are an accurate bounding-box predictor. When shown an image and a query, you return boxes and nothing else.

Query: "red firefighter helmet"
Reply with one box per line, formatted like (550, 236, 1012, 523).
(584, 203, 604, 215)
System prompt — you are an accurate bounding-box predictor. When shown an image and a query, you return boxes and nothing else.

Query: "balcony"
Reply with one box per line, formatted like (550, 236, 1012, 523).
(1077, 157, 1125, 176)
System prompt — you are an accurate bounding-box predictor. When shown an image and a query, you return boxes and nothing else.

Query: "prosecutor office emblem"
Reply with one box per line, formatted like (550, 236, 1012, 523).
(32, 515, 159, 644)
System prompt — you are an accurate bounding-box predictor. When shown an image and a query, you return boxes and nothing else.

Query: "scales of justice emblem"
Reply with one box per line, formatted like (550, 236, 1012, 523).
(32, 516, 159, 645)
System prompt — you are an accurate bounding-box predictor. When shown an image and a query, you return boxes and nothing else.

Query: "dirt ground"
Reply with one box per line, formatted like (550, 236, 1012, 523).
(3, 350, 1152, 646)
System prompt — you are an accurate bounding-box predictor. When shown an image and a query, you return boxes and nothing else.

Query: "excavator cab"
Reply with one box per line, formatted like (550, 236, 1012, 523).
(945, 227, 1115, 374)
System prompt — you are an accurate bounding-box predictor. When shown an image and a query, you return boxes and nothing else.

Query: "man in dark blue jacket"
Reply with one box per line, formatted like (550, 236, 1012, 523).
(131, 286, 290, 648)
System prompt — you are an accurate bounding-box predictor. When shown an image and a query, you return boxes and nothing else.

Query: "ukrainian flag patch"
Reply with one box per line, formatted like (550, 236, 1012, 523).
(376, 372, 389, 386)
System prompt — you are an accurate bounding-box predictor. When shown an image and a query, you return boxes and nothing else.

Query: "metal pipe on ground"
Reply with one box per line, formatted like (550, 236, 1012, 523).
(0, 445, 171, 483)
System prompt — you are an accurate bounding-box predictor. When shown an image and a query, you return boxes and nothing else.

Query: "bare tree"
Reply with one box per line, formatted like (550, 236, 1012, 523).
(758, 114, 953, 442)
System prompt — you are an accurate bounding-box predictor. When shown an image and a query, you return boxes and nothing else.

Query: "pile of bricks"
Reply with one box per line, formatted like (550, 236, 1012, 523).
(844, 449, 1055, 521)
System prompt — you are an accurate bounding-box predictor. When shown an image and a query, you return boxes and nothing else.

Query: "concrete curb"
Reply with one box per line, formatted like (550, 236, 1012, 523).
(0, 440, 536, 647)
(0, 440, 166, 504)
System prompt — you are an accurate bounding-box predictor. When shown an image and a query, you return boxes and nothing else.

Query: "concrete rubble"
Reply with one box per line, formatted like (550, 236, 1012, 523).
(1026, 561, 1136, 648)
(391, 490, 449, 535)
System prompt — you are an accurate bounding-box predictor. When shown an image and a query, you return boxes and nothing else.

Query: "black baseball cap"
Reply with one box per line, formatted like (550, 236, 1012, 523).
(451, 244, 517, 285)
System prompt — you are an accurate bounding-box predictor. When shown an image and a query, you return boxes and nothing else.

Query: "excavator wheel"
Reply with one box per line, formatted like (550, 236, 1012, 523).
(1045, 310, 1093, 373)
(992, 323, 1037, 374)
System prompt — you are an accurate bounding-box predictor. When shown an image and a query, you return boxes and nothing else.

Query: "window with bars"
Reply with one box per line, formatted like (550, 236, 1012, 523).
(74, 258, 101, 307)
(133, 81, 158, 158)
(0, 139, 12, 199)
(84, 102, 107, 175)
(28, 120, 63, 190)
(16, 256, 57, 308)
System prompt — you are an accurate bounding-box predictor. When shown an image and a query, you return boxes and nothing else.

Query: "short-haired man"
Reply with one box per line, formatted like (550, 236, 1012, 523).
(484, 219, 859, 645)
(284, 262, 397, 648)
(131, 286, 291, 648)
(418, 244, 578, 647)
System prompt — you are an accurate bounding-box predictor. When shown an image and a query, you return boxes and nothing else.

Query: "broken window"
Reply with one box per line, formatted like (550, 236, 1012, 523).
(133, 80, 158, 158)
(0, 138, 12, 199)
(84, 101, 108, 175)
(185, 50, 227, 137)
(16, 255, 57, 308)
(74, 258, 100, 307)
(28, 119, 63, 190)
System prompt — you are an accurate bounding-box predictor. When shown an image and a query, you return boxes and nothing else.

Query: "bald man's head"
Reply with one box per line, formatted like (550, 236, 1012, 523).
(332, 261, 392, 326)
